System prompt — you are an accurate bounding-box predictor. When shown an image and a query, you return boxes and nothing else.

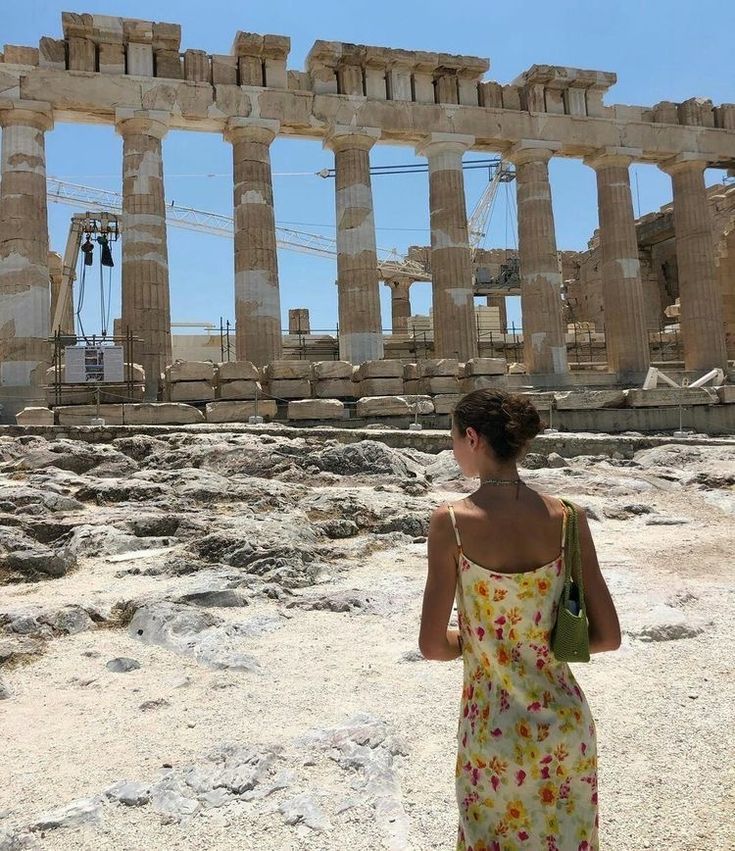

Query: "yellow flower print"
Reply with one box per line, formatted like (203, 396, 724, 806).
(539, 783, 557, 806)
(505, 798, 527, 826)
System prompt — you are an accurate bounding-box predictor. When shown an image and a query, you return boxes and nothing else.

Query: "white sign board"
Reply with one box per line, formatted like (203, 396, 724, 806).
(64, 345, 124, 383)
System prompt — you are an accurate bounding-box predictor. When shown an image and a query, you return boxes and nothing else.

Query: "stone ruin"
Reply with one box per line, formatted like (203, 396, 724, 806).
(0, 11, 734, 424)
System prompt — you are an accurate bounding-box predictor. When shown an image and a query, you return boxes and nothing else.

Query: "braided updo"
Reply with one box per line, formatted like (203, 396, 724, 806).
(452, 389, 543, 460)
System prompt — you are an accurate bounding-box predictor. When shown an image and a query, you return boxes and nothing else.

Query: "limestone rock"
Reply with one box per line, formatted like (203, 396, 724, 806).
(104, 780, 151, 806)
(359, 378, 404, 397)
(205, 400, 277, 422)
(313, 379, 356, 398)
(311, 360, 352, 380)
(55, 404, 125, 426)
(355, 360, 403, 380)
(356, 396, 410, 417)
(463, 357, 506, 376)
(624, 388, 715, 408)
(279, 793, 330, 831)
(216, 360, 260, 381)
(29, 797, 104, 832)
(419, 376, 460, 394)
(165, 361, 215, 382)
(215, 380, 261, 400)
(625, 605, 707, 642)
(105, 657, 141, 673)
(433, 394, 462, 414)
(287, 399, 344, 420)
(14, 407, 54, 426)
(263, 360, 311, 380)
(403, 363, 419, 380)
(124, 403, 205, 425)
(265, 379, 311, 399)
(400, 395, 434, 415)
(417, 358, 459, 378)
(167, 381, 214, 402)
(554, 390, 626, 410)
(459, 375, 506, 393)
(0, 678, 11, 700)
(716, 385, 735, 404)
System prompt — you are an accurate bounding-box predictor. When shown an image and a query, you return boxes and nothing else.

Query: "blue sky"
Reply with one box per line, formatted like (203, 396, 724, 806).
(4, 0, 734, 335)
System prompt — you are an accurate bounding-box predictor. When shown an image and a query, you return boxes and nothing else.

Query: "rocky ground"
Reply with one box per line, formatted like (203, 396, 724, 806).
(0, 428, 733, 851)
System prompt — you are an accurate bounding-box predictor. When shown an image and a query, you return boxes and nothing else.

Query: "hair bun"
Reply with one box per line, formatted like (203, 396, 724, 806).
(503, 397, 542, 447)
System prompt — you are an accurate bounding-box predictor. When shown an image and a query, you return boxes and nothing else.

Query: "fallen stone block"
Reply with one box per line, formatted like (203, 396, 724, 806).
(359, 378, 404, 397)
(123, 403, 205, 425)
(263, 360, 311, 380)
(287, 399, 345, 420)
(55, 404, 125, 425)
(625, 387, 715, 407)
(554, 390, 626, 410)
(400, 394, 434, 415)
(355, 359, 404, 380)
(167, 381, 214, 402)
(205, 400, 277, 422)
(215, 380, 262, 400)
(403, 363, 419, 380)
(166, 360, 215, 383)
(520, 392, 555, 412)
(216, 360, 260, 381)
(402, 379, 420, 395)
(311, 360, 353, 380)
(15, 406, 55, 426)
(419, 376, 461, 394)
(459, 375, 507, 393)
(265, 379, 312, 399)
(716, 385, 735, 404)
(434, 394, 462, 415)
(313, 379, 356, 398)
(357, 396, 411, 417)
(508, 362, 527, 374)
(417, 358, 460, 378)
(463, 357, 507, 376)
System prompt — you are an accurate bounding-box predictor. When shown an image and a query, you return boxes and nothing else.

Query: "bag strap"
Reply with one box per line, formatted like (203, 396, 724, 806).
(558, 499, 586, 611)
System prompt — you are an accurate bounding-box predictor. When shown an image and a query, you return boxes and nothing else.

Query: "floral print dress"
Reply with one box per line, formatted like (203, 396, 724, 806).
(448, 502, 598, 851)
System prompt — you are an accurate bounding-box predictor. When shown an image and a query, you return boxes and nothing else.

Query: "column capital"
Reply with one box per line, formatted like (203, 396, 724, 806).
(584, 146, 642, 170)
(415, 133, 474, 158)
(506, 139, 561, 166)
(115, 109, 170, 139)
(658, 152, 711, 176)
(0, 99, 53, 132)
(224, 118, 280, 145)
(324, 125, 380, 153)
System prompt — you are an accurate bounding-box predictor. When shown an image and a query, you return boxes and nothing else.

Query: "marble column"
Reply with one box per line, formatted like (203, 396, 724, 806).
(417, 133, 478, 361)
(48, 251, 75, 334)
(0, 102, 54, 387)
(486, 296, 507, 333)
(508, 141, 567, 375)
(585, 148, 650, 378)
(224, 118, 282, 367)
(116, 110, 172, 399)
(660, 154, 728, 371)
(386, 278, 412, 334)
(325, 126, 383, 364)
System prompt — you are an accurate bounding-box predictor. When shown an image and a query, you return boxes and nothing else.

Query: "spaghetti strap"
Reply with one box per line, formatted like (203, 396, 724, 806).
(447, 504, 463, 551)
(559, 498, 569, 555)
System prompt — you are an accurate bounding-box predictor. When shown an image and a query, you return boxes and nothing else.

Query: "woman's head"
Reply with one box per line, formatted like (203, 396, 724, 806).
(451, 389, 543, 475)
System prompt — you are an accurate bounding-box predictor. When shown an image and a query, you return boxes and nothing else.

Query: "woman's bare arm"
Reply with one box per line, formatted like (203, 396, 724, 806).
(577, 507, 622, 653)
(419, 505, 462, 661)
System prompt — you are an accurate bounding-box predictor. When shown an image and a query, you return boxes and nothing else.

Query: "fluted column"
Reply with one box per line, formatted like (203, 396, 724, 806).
(224, 118, 282, 367)
(660, 154, 727, 371)
(508, 141, 567, 375)
(325, 126, 383, 364)
(48, 251, 75, 334)
(417, 133, 477, 361)
(585, 148, 650, 378)
(116, 109, 172, 399)
(487, 296, 507, 333)
(0, 102, 54, 387)
(386, 278, 413, 334)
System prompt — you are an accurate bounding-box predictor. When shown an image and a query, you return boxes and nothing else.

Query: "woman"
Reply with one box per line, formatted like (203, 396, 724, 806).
(419, 389, 621, 851)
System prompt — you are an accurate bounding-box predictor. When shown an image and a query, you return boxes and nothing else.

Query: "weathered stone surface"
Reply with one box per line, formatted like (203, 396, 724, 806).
(313, 379, 356, 398)
(625, 388, 715, 407)
(400, 394, 434, 415)
(205, 400, 277, 422)
(29, 797, 104, 832)
(433, 393, 462, 414)
(287, 399, 345, 420)
(216, 360, 260, 381)
(311, 360, 353, 380)
(265, 379, 311, 399)
(403, 363, 419, 380)
(625, 604, 707, 642)
(105, 780, 151, 806)
(355, 360, 404, 380)
(418, 376, 461, 394)
(554, 390, 626, 410)
(459, 375, 506, 393)
(166, 361, 214, 383)
(356, 396, 410, 417)
(716, 385, 735, 403)
(124, 403, 205, 425)
(263, 360, 311, 380)
(215, 380, 261, 400)
(416, 358, 459, 378)
(15, 407, 54, 426)
(167, 381, 214, 402)
(359, 378, 404, 397)
(463, 357, 507, 376)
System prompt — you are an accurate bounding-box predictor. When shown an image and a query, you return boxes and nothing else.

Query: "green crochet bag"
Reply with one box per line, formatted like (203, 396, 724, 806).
(551, 499, 590, 663)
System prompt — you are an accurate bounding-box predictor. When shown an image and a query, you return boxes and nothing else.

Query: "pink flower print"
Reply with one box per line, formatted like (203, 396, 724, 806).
(546, 837, 559, 851)
(540, 755, 553, 765)
(461, 732, 468, 748)
(491, 774, 500, 792)
(578, 843, 590, 851)
(518, 830, 529, 841)
(533, 610, 542, 625)
(536, 658, 546, 671)
(540, 765, 550, 780)
(527, 701, 542, 712)
(491, 728, 503, 738)
(559, 778, 571, 799)
(499, 689, 510, 712)
(470, 767, 481, 786)
(581, 742, 587, 755)
(515, 769, 526, 786)
(475, 626, 485, 640)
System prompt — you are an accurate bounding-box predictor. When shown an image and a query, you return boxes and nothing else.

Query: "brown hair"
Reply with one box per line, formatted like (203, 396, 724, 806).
(452, 388, 543, 460)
